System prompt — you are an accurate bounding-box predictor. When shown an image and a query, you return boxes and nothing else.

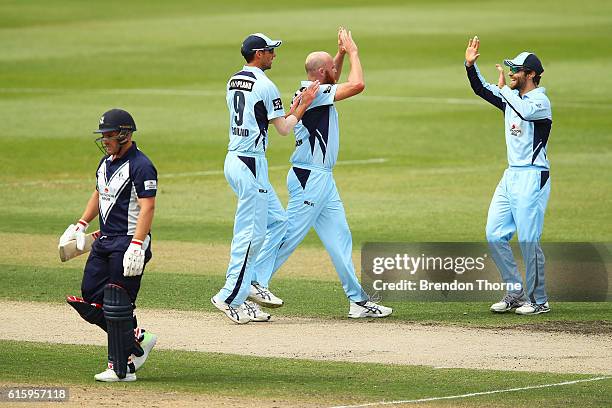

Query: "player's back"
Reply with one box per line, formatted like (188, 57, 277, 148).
(226, 66, 284, 155)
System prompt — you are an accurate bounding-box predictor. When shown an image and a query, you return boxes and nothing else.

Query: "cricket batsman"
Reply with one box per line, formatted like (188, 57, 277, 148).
(249, 28, 393, 318)
(59, 108, 158, 381)
(465, 36, 553, 315)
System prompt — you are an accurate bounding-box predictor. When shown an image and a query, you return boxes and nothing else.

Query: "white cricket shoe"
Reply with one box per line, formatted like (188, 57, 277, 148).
(248, 283, 284, 308)
(515, 302, 550, 315)
(211, 296, 251, 324)
(490, 294, 526, 313)
(242, 300, 271, 322)
(94, 368, 136, 382)
(348, 301, 393, 318)
(132, 331, 157, 371)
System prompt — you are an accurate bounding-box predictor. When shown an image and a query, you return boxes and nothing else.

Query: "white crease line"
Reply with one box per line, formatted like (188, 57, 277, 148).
(0, 158, 388, 187)
(329, 376, 612, 408)
(0, 88, 609, 109)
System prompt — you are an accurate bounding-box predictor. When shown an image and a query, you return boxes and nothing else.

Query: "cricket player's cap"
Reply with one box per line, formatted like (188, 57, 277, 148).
(94, 109, 137, 134)
(241, 33, 282, 56)
(504, 52, 544, 75)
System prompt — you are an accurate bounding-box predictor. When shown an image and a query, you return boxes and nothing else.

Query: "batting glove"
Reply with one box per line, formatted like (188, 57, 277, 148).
(59, 219, 89, 250)
(123, 239, 145, 277)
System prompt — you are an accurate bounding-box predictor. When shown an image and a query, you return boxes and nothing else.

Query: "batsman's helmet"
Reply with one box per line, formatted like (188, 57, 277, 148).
(94, 109, 137, 134)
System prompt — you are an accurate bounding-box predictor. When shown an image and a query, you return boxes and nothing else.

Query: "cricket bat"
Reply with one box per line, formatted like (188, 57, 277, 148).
(59, 230, 101, 262)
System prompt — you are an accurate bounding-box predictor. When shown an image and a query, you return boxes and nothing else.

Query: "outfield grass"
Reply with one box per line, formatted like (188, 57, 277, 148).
(1, 264, 609, 326)
(1, 0, 611, 246)
(1, 341, 609, 407)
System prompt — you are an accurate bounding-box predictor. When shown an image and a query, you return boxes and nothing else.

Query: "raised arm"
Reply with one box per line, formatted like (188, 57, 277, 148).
(334, 29, 365, 101)
(465, 36, 504, 111)
(333, 26, 346, 82)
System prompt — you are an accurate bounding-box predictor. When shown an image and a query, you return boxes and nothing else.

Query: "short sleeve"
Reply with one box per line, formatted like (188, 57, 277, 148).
(263, 82, 285, 120)
(131, 159, 158, 198)
(312, 84, 337, 108)
(95, 156, 107, 192)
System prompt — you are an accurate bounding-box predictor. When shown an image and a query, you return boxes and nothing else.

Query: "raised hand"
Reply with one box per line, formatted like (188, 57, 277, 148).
(338, 26, 347, 55)
(495, 64, 506, 88)
(340, 29, 358, 55)
(465, 35, 480, 67)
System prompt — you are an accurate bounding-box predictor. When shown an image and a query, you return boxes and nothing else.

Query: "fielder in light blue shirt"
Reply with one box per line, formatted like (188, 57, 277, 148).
(249, 28, 393, 319)
(211, 33, 318, 324)
(465, 36, 552, 315)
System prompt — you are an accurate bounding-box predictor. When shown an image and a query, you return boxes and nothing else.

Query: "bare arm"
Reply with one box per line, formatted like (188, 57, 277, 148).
(333, 52, 345, 82)
(271, 81, 320, 135)
(333, 26, 346, 81)
(133, 196, 155, 242)
(79, 190, 100, 224)
(334, 29, 365, 102)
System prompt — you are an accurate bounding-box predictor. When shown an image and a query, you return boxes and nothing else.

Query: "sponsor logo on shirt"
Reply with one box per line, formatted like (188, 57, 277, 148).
(510, 123, 522, 137)
(229, 79, 255, 92)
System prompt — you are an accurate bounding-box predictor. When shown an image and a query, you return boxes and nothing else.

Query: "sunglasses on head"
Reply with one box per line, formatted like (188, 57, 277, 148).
(254, 47, 275, 53)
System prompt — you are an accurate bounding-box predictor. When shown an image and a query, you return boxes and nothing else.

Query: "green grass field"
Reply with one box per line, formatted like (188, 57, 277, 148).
(1, 0, 611, 406)
(1, 341, 610, 407)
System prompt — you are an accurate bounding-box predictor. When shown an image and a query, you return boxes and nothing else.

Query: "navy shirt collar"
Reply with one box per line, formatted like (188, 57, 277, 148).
(108, 142, 138, 163)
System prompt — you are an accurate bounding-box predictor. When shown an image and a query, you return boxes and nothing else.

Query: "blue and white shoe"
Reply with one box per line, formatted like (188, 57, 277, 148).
(490, 294, 526, 313)
(248, 283, 284, 308)
(515, 302, 550, 315)
(348, 301, 392, 318)
(211, 296, 251, 324)
(242, 300, 271, 322)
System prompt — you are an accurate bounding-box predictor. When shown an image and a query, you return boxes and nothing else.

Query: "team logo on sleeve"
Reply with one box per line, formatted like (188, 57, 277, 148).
(273, 98, 283, 111)
(144, 180, 157, 190)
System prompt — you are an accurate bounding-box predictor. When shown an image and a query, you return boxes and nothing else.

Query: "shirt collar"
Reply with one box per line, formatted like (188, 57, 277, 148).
(108, 142, 137, 162)
(243, 65, 265, 76)
(523, 87, 546, 98)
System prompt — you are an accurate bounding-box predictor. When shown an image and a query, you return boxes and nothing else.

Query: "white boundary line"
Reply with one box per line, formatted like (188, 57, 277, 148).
(329, 376, 612, 408)
(0, 158, 387, 187)
(0, 88, 609, 109)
